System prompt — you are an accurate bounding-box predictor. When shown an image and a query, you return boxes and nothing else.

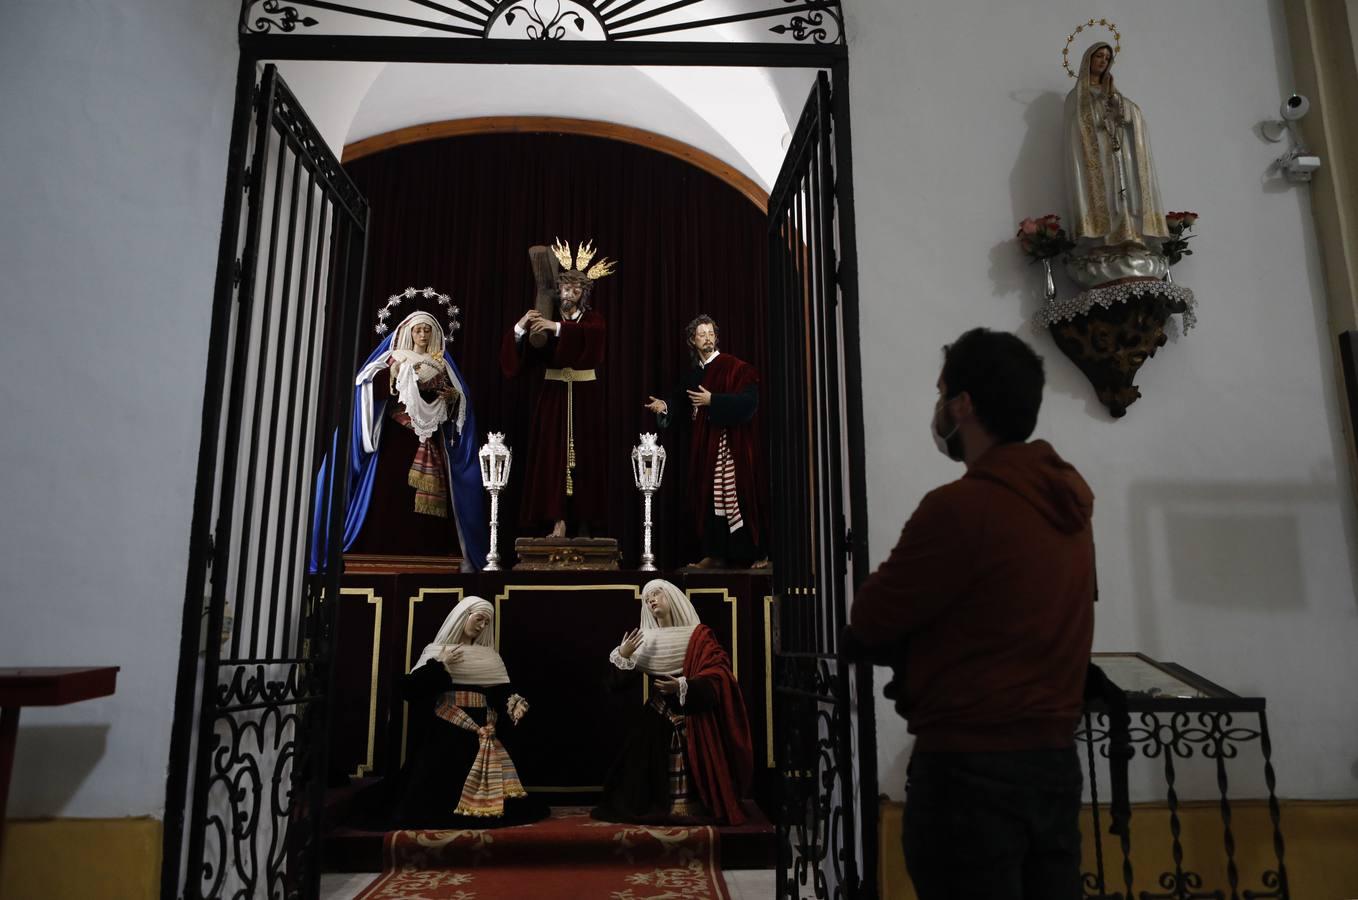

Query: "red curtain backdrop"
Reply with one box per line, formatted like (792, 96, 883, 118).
(344, 132, 770, 567)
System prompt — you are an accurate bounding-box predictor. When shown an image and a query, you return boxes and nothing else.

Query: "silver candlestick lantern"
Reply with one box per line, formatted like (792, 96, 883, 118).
(631, 433, 667, 571)
(478, 433, 512, 571)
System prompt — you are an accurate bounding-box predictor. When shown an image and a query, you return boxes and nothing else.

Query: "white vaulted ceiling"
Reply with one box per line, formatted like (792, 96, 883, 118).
(266, 2, 820, 191)
(341, 63, 805, 189)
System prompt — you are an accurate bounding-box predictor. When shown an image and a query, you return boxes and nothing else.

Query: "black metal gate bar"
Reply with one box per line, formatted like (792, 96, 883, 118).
(241, 34, 845, 66)
(181, 64, 281, 900)
(257, 138, 307, 661)
(162, 51, 266, 900)
(229, 106, 290, 662)
(769, 70, 873, 900)
(164, 63, 369, 900)
(301, 194, 371, 900)
(269, 165, 321, 664)
(827, 55, 878, 895)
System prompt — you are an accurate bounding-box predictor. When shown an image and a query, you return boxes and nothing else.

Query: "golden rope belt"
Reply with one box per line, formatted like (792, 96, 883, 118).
(543, 367, 597, 497)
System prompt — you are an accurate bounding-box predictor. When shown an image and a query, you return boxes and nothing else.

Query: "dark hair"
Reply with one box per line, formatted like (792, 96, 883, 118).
(557, 275, 593, 311)
(685, 314, 719, 362)
(685, 314, 718, 343)
(940, 328, 1045, 442)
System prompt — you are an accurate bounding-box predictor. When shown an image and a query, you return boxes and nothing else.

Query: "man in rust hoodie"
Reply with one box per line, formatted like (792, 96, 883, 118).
(848, 328, 1095, 900)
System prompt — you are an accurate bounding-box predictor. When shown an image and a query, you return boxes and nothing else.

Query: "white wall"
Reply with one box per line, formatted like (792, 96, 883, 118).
(844, 0, 1358, 801)
(0, 0, 238, 817)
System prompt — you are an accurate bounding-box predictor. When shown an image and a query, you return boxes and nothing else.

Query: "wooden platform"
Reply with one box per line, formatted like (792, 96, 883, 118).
(512, 536, 620, 570)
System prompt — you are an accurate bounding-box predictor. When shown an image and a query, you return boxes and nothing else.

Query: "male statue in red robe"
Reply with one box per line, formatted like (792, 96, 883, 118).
(501, 239, 616, 538)
(646, 315, 767, 568)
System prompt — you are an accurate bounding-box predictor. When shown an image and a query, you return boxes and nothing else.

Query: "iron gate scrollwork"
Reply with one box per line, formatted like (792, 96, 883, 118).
(768, 69, 875, 900)
(241, 0, 844, 43)
(163, 63, 370, 900)
(1077, 698, 1290, 900)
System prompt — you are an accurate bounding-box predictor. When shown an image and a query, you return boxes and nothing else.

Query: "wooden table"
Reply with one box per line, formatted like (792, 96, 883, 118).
(0, 667, 119, 858)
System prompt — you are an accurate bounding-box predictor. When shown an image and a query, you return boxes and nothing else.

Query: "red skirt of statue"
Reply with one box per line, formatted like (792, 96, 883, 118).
(500, 310, 608, 528)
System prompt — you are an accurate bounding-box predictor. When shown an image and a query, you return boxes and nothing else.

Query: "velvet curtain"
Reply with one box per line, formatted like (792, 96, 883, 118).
(344, 132, 769, 567)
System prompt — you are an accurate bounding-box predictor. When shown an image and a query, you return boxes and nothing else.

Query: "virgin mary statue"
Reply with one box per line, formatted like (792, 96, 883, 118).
(310, 307, 487, 571)
(1064, 42, 1168, 255)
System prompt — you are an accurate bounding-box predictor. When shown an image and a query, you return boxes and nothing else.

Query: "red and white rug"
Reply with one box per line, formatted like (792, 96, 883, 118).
(355, 812, 730, 900)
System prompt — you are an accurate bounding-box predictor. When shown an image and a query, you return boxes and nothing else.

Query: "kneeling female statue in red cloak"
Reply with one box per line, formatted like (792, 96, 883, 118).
(592, 579, 753, 825)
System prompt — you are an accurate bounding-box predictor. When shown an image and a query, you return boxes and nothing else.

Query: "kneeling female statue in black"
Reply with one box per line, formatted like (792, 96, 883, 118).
(351, 596, 547, 828)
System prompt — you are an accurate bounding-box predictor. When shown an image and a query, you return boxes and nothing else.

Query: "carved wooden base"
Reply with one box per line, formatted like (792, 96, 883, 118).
(512, 537, 621, 571)
(1048, 289, 1188, 418)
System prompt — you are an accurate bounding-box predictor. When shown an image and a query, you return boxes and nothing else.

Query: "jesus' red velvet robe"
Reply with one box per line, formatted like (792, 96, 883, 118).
(499, 310, 607, 528)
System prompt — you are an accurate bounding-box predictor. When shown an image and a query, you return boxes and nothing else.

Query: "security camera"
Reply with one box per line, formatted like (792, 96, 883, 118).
(1263, 94, 1312, 143)
(1264, 93, 1323, 181)
(1281, 93, 1310, 121)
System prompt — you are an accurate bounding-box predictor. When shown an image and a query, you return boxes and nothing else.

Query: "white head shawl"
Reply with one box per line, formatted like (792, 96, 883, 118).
(392, 310, 447, 361)
(413, 596, 510, 686)
(386, 311, 464, 443)
(632, 579, 700, 677)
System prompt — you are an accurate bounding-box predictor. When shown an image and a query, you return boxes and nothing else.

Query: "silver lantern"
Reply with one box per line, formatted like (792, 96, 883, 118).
(478, 433, 512, 571)
(631, 433, 667, 571)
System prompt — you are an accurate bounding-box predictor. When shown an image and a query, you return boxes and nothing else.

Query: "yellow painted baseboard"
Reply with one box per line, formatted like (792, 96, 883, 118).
(880, 798, 1358, 899)
(0, 818, 160, 900)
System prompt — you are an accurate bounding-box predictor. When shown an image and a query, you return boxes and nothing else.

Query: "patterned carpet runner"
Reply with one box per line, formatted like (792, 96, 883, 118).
(355, 811, 729, 900)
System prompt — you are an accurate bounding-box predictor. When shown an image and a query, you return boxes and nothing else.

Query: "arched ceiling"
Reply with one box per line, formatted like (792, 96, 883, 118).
(263, 2, 822, 190)
(339, 63, 806, 189)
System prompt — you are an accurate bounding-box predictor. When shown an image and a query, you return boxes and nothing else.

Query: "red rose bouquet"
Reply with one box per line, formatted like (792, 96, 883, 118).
(1016, 214, 1076, 262)
(1162, 211, 1198, 266)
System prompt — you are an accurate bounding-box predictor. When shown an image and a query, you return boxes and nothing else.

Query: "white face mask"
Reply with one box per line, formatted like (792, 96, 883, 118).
(932, 397, 963, 461)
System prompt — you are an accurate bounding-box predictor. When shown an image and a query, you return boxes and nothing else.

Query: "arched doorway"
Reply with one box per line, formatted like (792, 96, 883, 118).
(163, 8, 873, 897)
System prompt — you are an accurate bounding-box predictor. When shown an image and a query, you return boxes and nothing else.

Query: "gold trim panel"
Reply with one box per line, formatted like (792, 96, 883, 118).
(764, 594, 775, 768)
(340, 587, 383, 779)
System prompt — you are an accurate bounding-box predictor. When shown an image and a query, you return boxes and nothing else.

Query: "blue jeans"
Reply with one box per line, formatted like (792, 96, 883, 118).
(902, 748, 1083, 900)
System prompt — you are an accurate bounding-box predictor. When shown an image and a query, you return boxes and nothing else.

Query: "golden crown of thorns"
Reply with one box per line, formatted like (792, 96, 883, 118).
(551, 238, 618, 281)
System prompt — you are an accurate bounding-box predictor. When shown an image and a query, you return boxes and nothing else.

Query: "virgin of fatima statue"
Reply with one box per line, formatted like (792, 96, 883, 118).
(1064, 41, 1169, 287)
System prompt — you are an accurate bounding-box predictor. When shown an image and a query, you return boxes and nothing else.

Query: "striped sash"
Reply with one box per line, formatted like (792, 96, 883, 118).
(434, 692, 527, 817)
(712, 430, 744, 533)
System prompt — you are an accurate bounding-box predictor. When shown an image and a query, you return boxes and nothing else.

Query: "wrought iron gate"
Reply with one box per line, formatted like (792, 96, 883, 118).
(162, 63, 370, 900)
(768, 69, 876, 900)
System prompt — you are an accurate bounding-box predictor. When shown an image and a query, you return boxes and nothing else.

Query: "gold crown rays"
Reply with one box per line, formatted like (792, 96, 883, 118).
(552, 237, 619, 281)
